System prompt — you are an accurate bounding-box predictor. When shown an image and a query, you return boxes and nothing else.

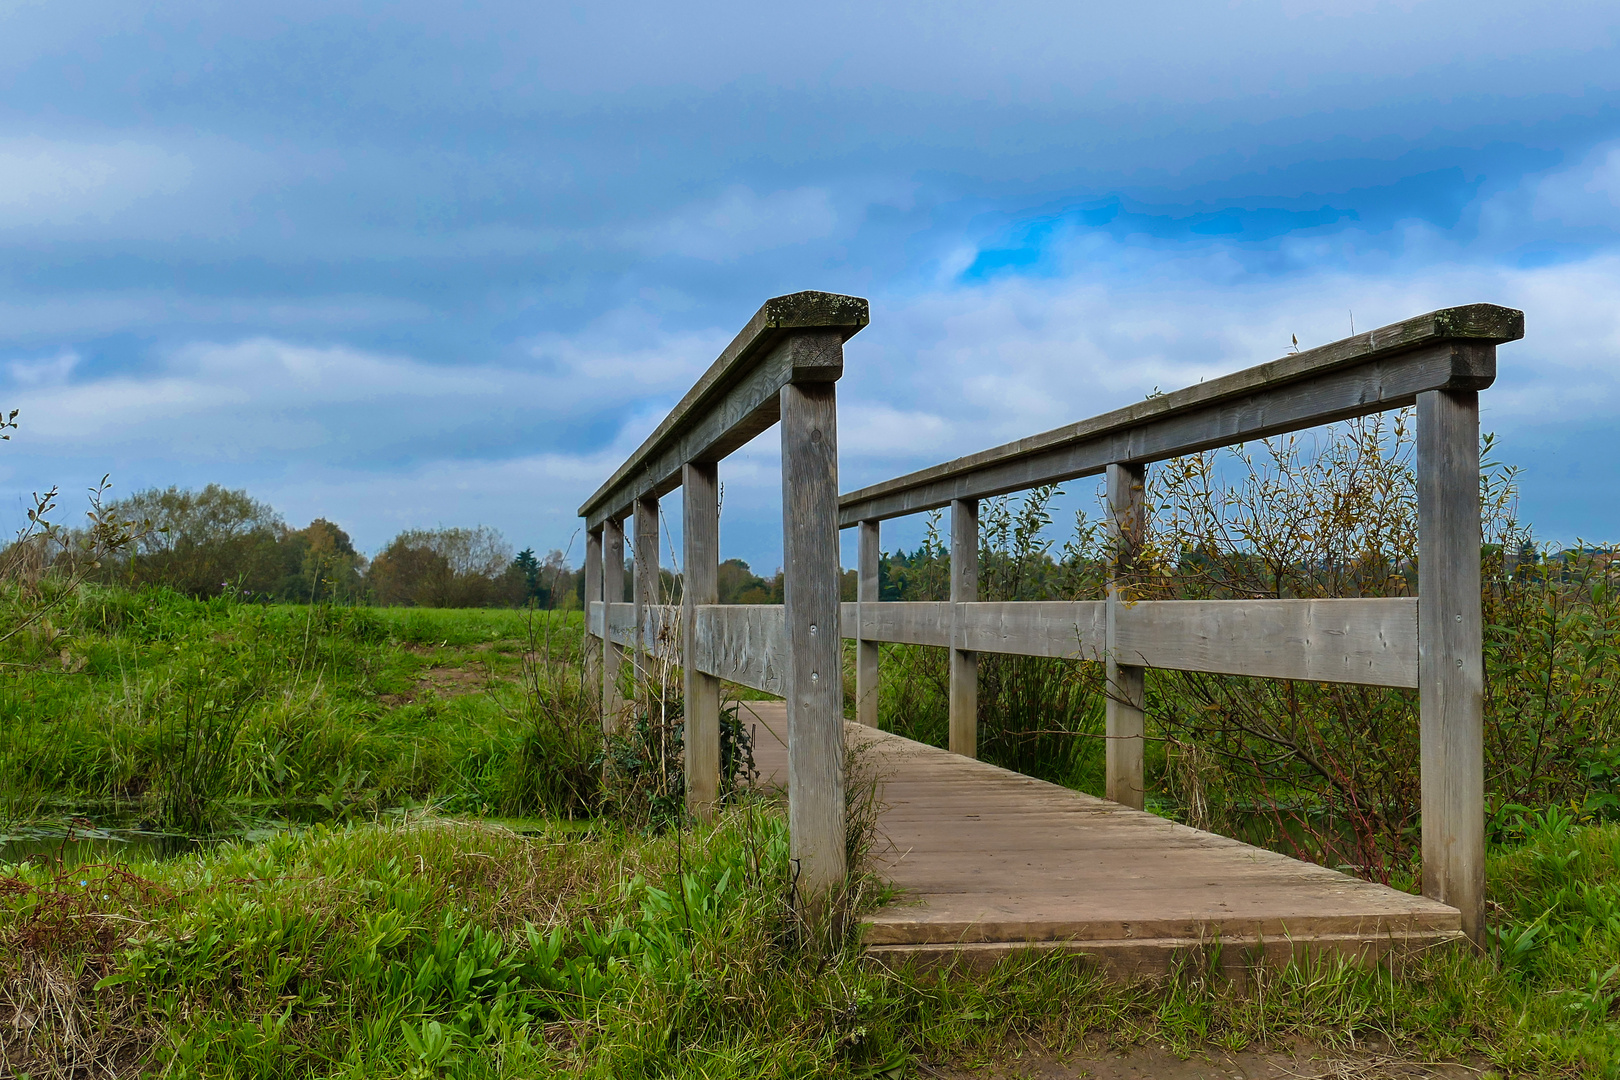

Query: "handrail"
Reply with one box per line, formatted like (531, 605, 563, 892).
(581, 291, 1524, 946)
(838, 304, 1522, 525)
(836, 301, 1523, 948)
(579, 291, 868, 530)
(580, 289, 867, 903)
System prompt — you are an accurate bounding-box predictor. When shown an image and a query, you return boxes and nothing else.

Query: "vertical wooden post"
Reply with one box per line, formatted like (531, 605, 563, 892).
(584, 527, 602, 698)
(1418, 389, 1485, 946)
(602, 516, 626, 732)
(781, 379, 847, 896)
(683, 461, 721, 818)
(1105, 462, 1147, 810)
(856, 519, 881, 728)
(633, 492, 660, 705)
(950, 498, 979, 758)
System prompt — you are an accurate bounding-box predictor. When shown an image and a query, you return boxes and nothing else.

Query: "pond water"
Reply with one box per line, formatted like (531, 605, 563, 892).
(0, 806, 573, 869)
(0, 806, 292, 868)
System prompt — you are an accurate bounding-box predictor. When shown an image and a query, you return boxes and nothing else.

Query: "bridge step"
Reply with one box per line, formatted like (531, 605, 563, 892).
(864, 930, 1468, 977)
(740, 700, 1464, 979)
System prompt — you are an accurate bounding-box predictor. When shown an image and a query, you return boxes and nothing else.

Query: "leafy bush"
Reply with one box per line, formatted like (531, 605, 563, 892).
(874, 411, 1620, 878)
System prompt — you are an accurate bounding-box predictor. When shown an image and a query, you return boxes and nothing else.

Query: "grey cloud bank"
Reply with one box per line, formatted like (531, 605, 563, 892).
(1, 0, 1617, 567)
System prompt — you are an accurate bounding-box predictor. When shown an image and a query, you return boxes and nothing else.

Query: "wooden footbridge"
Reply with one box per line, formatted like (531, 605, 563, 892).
(579, 291, 1524, 968)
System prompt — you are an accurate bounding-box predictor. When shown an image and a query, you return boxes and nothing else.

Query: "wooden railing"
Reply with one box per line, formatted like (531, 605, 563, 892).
(840, 302, 1523, 944)
(580, 291, 868, 895)
(582, 293, 1524, 941)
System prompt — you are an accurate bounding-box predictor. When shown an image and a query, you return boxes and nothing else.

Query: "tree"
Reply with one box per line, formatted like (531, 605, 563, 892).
(717, 558, 781, 604)
(514, 548, 541, 602)
(109, 484, 287, 597)
(368, 526, 525, 607)
(278, 518, 366, 602)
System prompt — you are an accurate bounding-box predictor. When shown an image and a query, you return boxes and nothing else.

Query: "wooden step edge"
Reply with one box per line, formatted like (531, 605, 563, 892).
(863, 929, 1469, 977)
(861, 909, 1464, 946)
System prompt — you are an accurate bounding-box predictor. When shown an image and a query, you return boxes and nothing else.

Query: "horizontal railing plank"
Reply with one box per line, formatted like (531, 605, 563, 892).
(597, 601, 636, 647)
(839, 305, 1521, 525)
(840, 600, 951, 647)
(692, 605, 787, 696)
(958, 601, 1108, 658)
(1114, 598, 1418, 687)
(580, 291, 868, 529)
(598, 596, 1418, 690)
(841, 598, 1418, 688)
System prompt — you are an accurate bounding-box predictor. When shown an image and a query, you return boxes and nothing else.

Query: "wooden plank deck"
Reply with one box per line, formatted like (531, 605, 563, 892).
(738, 700, 1465, 976)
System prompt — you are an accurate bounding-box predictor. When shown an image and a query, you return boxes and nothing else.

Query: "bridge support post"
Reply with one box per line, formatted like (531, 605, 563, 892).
(857, 519, 881, 727)
(1105, 461, 1147, 810)
(782, 375, 847, 898)
(950, 498, 979, 758)
(584, 526, 602, 700)
(602, 516, 626, 732)
(1418, 388, 1485, 946)
(633, 493, 660, 712)
(683, 461, 721, 818)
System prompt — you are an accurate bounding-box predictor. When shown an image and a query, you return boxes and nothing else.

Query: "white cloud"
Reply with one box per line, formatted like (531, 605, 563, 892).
(5, 235, 1620, 569)
(834, 246, 1620, 497)
(838, 402, 950, 457)
(1529, 142, 1620, 230)
(630, 186, 840, 261)
(5, 351, 78, 387)
(0, 136, 193, 227)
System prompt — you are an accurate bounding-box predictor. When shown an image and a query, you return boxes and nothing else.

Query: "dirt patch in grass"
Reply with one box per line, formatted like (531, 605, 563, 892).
(418, 664, 492, 695)
(930, 1042, 1480, 1080)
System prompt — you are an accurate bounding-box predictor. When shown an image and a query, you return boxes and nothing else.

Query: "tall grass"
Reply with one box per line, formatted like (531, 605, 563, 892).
(7, 806, 1620, 1077)
(0, 588, 595, 826)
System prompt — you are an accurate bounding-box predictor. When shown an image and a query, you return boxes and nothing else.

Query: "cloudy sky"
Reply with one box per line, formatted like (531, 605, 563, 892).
(2, 0, 1618, 571)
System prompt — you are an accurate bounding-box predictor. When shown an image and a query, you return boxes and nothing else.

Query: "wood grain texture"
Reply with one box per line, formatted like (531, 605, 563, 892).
(633, 494, 660, 713)
(742, 701, 1462, 975)
(781, 381, 847, 894)
(583, 528, 603, 690)
(840, 601, 951, 647)
(602, 603, 638, 647)
(950, 498, 979, 758)
(839, 320, 1517, 525)
(1418, 389, 1486, 946)
(691, 605, 786, 695)
(683, 461, 721, 818)
(1114, 598, 1419, 687)
(1106, 463, 1147, 810)
(834, 598, 1416, 686)
(579, 291, 868, 528)
(857, 519, 880, 728)
(601, 517, 627, 732)
(949, 601, 1107, 658)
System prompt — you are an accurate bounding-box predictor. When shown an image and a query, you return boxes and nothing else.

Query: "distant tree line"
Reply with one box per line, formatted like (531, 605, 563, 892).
(39, 483, 857, 609)
(65, 484, 587, 609)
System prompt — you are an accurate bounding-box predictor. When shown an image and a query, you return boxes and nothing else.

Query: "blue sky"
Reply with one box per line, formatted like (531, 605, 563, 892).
(2, 0, 1618, 571)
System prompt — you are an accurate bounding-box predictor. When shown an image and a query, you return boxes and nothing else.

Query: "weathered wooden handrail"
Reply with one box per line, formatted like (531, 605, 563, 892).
(580, 290, 868, 898)
(583, 294, 1523, 945)
(594, 597, 1419, 689)
(841, 303, 1524, 947)
(839, 304, 1520, 524)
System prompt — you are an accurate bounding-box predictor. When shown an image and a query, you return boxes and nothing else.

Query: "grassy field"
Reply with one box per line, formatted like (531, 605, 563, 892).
(0, 589, 584, 836)
(5, 586, 1620, 1077)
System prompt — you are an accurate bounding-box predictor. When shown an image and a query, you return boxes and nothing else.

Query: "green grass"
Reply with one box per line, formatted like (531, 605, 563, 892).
(7, 584, 1620, 1077)
(0, 586, 586, 829)
(7, 808, 1620, 1077)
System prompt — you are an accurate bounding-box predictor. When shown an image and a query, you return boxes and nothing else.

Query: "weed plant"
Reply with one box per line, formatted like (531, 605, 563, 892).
(6, 808, 1620, 1077)
(870, 413, 1620, 883)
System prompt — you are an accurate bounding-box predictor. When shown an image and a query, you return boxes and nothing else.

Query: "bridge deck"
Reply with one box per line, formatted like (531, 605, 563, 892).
(740, 700, 1464, 975)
